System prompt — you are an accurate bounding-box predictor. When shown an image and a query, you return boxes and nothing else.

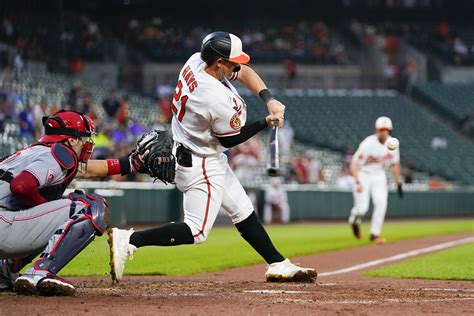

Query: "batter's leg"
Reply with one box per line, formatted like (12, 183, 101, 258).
(221, 165, 316, 282)
(369, 175, 388, 240)
(129, 156, 226, 247)
(112, 156, 226, 281)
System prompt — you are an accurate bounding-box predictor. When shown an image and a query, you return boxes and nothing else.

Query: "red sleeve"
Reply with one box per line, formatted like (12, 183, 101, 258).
(10, 171, 48, 208)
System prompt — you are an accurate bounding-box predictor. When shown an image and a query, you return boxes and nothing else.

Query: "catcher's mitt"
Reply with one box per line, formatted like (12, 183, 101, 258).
(130, 130, 175, 184)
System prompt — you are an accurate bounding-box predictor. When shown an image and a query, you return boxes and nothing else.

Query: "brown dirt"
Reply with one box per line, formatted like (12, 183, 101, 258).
(1, 233, 473, 315)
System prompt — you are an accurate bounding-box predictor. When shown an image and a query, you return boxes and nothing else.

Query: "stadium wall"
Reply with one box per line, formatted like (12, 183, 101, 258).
(72, 183, 474, 226)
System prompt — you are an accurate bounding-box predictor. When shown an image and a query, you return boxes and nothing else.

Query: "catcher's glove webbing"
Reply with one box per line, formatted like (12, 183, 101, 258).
(130, 130, 175, 184)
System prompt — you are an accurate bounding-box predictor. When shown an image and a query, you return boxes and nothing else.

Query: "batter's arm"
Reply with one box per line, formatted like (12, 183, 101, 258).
(236, 65, 285, 128)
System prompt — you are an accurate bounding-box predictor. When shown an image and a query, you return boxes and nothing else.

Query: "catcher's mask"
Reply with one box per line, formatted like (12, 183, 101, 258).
(40, 109, 96, 164)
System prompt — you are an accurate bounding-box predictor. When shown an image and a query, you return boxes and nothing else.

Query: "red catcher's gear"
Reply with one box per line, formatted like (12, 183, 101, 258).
(39, 110, 96, 162)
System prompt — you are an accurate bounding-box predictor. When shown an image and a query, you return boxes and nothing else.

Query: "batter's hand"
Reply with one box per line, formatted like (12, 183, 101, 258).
(266, 99, 285, 128)
(355, 182, 363, 193)
(265, 114, 280, 126)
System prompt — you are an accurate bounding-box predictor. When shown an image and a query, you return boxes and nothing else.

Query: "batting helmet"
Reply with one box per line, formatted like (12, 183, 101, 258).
(39, 110, 96, 162)
(200, 31, 250, 64)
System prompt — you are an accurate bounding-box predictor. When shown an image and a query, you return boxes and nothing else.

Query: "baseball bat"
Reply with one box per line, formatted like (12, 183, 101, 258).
(267, 121, 280, 177)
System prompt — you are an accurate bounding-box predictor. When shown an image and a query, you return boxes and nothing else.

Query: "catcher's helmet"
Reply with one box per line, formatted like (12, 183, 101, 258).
(39, 110, 96, 162)
(200, 31, 250, 64)
(39, 110, 95, 143)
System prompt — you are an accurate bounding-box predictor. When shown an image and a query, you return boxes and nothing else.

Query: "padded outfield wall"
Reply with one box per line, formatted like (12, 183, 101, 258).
(72, 182, 474, 226)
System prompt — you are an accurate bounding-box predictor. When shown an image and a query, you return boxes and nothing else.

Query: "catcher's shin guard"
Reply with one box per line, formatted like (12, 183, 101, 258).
(34, 193, 108, 275)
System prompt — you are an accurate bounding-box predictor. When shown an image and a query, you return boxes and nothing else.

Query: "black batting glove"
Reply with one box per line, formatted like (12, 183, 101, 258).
(397, 183, 404, 199)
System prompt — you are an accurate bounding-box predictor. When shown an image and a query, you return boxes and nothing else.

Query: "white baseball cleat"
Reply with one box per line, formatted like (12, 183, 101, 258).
(108, 228, 137, 282)
(265, 259, 317, 283)
(13, 274, 43, 295)
(37, 276, 75, 296)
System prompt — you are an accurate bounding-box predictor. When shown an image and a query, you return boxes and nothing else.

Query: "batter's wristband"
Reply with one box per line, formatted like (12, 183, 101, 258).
(106, 159, 121, 176)
(259, 89, 275, 104)
(119, 156, 132, 175)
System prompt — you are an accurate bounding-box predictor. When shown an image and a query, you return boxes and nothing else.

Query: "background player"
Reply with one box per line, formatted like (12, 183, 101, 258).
(0, 110, 155, 295)
(263, 178, 290, 225)
(348, 116, 403, 245)
(111, 31, 317, 282)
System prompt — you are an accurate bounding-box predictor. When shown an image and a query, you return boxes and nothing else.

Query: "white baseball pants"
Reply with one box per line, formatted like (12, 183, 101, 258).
(349, 171, 388, 236)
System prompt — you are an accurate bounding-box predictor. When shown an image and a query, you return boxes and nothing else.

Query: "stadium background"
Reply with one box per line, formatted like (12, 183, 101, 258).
(0, 0, 473, 226)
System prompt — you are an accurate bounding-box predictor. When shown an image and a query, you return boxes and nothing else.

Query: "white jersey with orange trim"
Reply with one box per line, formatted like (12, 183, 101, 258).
(349, 134, 400, 237)
(171, 52, 247, 156)
(352, 134, 400, 175)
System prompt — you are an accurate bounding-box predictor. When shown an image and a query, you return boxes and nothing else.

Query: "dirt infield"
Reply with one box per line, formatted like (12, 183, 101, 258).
(1, 233, 473, 315)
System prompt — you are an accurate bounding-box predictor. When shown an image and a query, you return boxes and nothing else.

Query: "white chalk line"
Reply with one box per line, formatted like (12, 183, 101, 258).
(319, 237, 474, 277)
(273, 297, 474, 305)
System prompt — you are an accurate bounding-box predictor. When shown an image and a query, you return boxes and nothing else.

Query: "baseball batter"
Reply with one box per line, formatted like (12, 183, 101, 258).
(0, 110, 162, 295)
(348, 116, 403, 245)
(111, 31, 317, 282)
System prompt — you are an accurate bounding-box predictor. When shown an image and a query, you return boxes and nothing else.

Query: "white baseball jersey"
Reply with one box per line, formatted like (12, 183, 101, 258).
(352, 134, 400, 174)
(171, 52, 247, 156)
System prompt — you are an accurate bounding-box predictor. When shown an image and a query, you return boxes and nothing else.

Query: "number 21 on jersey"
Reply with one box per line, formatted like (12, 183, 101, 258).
(171, 80, 188, 122)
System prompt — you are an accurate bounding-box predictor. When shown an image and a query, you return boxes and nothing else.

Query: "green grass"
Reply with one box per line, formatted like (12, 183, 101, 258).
(365, 243, 474, 281)
(56, 219, 473, 277)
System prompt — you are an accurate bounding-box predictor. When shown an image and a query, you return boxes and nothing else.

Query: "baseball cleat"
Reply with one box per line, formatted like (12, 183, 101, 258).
(13, 275, 42, 295)
(265, 259, 317, 283)
(349, 215, 363, 240)
(370, 234, 386, 245)
(37, 276, 75, 296)
(109, 227, 137, 282)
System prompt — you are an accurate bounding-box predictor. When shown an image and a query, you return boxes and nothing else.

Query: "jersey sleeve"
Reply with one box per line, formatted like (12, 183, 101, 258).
(352, 139, 370, 166)
(24, 154, 66, 188)
(210, 96, 242, 137)
(390, 148, 400, 164)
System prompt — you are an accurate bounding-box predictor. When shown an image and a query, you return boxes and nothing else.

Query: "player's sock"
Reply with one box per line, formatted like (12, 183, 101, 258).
(129, 222, 194, 247)
(235, 212, 285, 264)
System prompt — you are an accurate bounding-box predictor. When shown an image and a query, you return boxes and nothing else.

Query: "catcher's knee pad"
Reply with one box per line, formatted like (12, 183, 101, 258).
(69, 191, 108, 235)
(34, 216, 97, 275)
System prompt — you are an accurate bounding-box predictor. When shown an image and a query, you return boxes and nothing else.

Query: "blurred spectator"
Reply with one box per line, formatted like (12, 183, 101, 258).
(335, 166, 355, 190)
(342, 147, 354, 169)
(307, 151, 324, 184)
(428, 174, 449, 190)
(102, 90, 120, 120)
(293, 154, 310, 184)
(230, 140, 260, 184)
(263, 178, 290, 225)
(437, 20, 450, 40)
(68, 81, 82, 111)
(117, 95, 129, 125)
(18, 104, 35, 140)
(431, 136, 448, 150)
(158, 96, 172, 123)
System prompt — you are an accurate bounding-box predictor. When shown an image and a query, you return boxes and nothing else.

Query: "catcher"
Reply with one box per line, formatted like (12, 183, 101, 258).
(0, 110, 174, 296)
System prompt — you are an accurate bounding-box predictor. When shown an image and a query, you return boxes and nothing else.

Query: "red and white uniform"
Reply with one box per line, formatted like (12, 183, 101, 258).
(171, 53, 253, 243)
(349, 134, 400, 236)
